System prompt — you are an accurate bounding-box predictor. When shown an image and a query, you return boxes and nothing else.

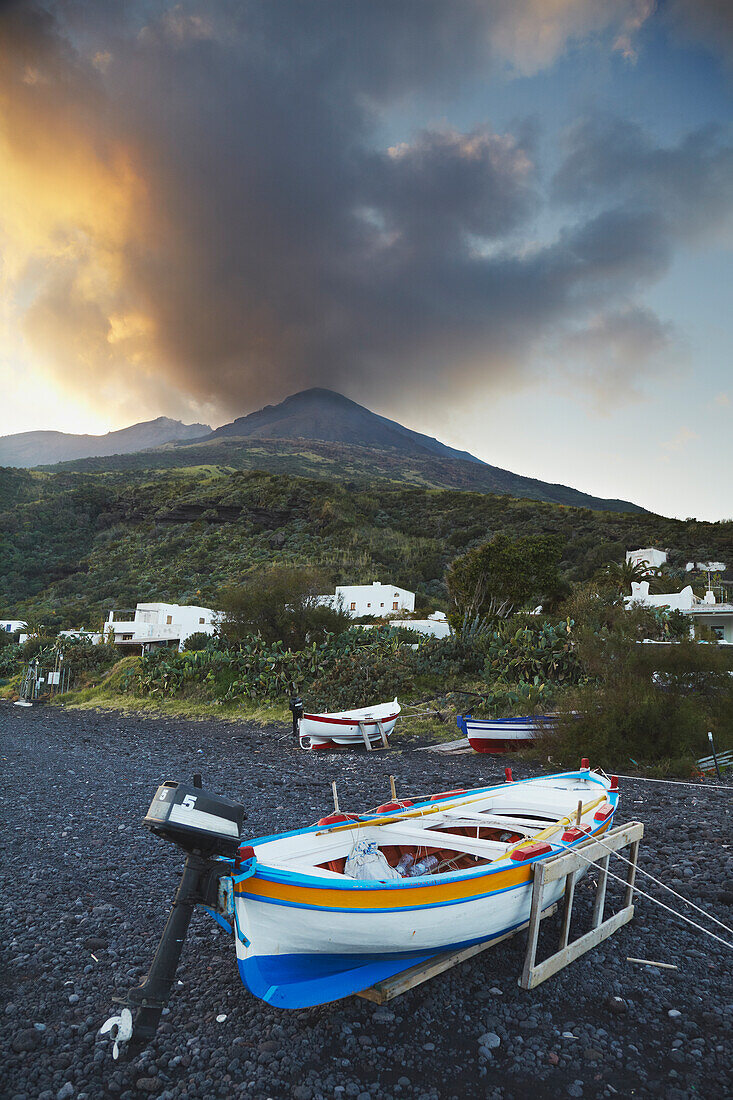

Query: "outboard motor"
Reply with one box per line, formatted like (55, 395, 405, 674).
(143, 779, 244, 855)
(100, 776, 245, 1059)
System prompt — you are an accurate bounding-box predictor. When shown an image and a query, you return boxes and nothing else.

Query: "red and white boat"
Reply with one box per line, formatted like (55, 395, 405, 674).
(299, 699, 400, 750)
(457, 714, 558, 754)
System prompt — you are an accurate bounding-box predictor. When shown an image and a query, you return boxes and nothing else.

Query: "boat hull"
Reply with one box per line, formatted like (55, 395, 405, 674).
(230, 771, 616, 1007)
(232, 849, 598, 1007)
(458, 715, 558, 754)
(299, 711, 399, 750)
(235, 899, 561, 1008)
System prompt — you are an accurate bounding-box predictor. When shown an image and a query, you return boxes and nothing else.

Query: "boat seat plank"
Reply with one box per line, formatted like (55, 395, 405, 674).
(440, 809, 548, 830)
(378, 825, 509, 859)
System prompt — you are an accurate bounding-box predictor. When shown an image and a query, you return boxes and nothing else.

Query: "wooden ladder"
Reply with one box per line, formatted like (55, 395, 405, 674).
(520, 820, 643, 989)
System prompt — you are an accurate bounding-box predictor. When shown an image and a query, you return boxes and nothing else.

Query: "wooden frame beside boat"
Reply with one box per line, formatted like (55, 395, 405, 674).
(358, 820, 642, 1004)
(520, 820, 643, 989)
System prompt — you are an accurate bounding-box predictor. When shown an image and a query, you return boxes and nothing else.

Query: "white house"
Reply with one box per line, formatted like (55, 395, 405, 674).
(686, 560, 726, 574)
(684, 597, 733, 643)
(626, 548, 667, 571)
(625, 581, 733, 643)
(104, 603, 219, 652)
(625, 581, 695, 612)
(1, 619, 27, 636)
(390, 611, 451, 639)
(317, 581, 415, 618)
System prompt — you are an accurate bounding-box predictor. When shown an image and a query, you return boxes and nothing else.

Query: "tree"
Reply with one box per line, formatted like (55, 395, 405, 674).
(596, 558, 670, 596)
(445, 533, 563, 629)
(218, 566, 350, 648)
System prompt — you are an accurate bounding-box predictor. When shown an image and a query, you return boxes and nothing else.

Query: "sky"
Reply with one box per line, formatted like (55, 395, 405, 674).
(1, 0, 732, 520)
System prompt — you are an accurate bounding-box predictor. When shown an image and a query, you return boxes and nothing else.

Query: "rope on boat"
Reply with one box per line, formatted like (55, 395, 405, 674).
(578, 834, 733, 939)
(614, 773, 732, 792)
(552, 840, 733, 951)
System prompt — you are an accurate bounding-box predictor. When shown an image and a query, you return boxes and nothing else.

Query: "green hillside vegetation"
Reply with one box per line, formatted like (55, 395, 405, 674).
(41, 607, 733, 772)
(42, 436, 644, 511)
(1, 463, 731, 630)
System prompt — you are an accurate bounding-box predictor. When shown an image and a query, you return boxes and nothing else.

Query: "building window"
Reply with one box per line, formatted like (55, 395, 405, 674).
(122, 634, 133, 641)
(199, 617, 205, 624)
(166, 615, 173, 625)
(380, 602, 384, 608)
(393, 601, 398, 610)
(367, 603, 371, 608)
(350, 602, 356, 611)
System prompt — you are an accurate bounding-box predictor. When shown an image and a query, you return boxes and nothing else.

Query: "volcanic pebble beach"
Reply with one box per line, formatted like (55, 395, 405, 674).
(1, 704, 732, 1100)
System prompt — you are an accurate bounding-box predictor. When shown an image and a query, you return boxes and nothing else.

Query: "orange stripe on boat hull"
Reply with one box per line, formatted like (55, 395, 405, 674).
(235, 864, 530, 909)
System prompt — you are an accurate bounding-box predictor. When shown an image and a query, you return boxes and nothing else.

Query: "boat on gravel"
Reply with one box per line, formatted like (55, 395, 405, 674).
(298, 698, 400, 750)
(457, 713, 558, 753)
(101, 765, 619, 1054)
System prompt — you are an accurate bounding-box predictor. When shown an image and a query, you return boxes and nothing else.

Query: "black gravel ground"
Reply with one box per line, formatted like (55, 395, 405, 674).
(2, 703, 732, 1100)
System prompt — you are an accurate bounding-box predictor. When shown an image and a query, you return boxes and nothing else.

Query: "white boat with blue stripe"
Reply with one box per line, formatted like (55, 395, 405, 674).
(230, 765, 617, 1007)
(100, 765, 619, 1056)
(457, 713, 559, 753)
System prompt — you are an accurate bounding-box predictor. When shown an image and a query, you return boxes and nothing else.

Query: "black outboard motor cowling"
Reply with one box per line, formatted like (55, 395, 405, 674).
(143, 780, 244, 856)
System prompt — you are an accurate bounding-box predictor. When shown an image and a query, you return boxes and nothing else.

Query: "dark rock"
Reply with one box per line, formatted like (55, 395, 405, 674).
(135, 1080, 161, 1095)
(12, 1029, 41, 1053)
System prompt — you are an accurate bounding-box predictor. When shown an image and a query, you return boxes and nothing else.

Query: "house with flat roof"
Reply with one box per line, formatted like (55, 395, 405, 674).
(390, 611, 451, 638)
(686, 560, 726, 573)
(317, 581, 415, 617)
(104, 603, 219, 652)
(1, 619, 27, 636)
(626, 581, 733, 643)
(58, 629, 104, 645)
(626, 548, 667, 571)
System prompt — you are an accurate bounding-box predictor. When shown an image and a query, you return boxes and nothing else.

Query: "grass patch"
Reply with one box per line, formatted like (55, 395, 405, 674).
(56, 655, 290, 725)
(57, 689, 290, 726)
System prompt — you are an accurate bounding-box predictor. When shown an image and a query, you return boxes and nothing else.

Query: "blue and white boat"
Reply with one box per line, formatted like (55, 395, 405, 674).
(457, 713, 559, 753)
(101, 766, 618, 1055)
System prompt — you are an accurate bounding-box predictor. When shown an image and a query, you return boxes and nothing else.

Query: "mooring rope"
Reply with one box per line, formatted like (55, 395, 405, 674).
(578, 833, 733, 938)
(615, 774, 732, 792)
(553, 840, 733, 951)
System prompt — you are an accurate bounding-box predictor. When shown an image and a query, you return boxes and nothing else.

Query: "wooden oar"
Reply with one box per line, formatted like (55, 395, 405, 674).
(317, 785, 607, 839)
(498, 793, 608, 862)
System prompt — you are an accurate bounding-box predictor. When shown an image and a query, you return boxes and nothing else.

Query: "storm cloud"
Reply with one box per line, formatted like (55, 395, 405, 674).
(1, 0, 732, 422)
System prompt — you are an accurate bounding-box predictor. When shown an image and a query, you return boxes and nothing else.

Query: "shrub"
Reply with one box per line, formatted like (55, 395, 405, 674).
(446, 533, 563, 629)
(55, 637, 119, 679)
(20, 635, 56, 659)
(182, 631, 214, 651)
(482, 617, 583, 690)
(0, 643, 22, 677)
(549, 638, 733, 769)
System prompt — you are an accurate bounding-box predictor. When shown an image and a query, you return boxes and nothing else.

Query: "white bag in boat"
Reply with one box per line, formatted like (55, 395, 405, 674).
(344, 839, 401, 881)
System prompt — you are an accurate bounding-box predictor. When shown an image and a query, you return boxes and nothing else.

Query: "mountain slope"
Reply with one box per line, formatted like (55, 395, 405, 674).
(208, 387, 483, 464)
(2, 465, 730, 622)
(0, 416, 211, 467)
(11, 388, 645, 513)
(197, 388, 644, 512)
(52, 436, 644, 513)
